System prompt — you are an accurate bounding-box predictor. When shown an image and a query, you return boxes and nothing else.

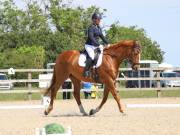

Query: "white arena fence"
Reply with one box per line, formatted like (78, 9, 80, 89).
(0, 67, 180, 98)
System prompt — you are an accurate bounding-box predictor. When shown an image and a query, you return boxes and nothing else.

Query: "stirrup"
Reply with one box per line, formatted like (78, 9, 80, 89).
(83, 71, 91, 78)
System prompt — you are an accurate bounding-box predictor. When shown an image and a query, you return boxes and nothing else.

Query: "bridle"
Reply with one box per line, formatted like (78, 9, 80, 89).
(131, 43, 141, 68)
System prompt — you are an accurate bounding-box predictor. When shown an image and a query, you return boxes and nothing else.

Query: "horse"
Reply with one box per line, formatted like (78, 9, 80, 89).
(44, 40, 141, 116)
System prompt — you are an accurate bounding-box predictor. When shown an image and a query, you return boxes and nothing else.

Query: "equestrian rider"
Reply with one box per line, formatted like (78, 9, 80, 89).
(83, 12, 109, 77)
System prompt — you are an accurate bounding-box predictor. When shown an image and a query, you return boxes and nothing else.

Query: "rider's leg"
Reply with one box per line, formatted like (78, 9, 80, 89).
(83, 45, 95, 77)
(83, 58, 93, 77)
(85, 45, 95, 60)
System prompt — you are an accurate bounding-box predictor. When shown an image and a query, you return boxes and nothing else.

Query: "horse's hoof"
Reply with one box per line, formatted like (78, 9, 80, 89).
(122, 113, 127, 116)
(120, 109, 124, 113)
(83, 113, 88, 116)
(89, 109, 95, 116)
(44, 110, 48, 116)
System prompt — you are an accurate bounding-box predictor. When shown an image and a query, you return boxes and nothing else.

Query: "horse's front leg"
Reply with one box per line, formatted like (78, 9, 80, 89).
(90, 79, 124, 115)
(108, 80, 125, 113)
(89, 87, 109, 115)
(110, 87, 125, 113)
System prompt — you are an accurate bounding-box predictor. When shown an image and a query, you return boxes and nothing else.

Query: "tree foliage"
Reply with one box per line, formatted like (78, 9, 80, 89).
(107, 23, 164, 63)
(0, 46, 45, 68)
(0, 0, 164, 68)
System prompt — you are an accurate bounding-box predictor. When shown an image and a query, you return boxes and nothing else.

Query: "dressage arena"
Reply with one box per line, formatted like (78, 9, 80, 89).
(0, 98, 180, 135)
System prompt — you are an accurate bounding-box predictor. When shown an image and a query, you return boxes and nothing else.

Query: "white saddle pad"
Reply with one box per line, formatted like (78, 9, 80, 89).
(78, 53, 103, 68)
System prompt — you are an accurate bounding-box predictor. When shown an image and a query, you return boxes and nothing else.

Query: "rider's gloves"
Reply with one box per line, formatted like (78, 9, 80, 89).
(106, 44, 111, 47)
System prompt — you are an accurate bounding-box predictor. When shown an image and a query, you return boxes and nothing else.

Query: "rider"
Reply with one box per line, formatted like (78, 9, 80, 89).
(83, 12, 109, 77)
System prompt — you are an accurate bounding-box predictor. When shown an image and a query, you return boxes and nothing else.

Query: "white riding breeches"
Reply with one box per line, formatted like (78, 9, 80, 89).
(85, 44, 103, 60)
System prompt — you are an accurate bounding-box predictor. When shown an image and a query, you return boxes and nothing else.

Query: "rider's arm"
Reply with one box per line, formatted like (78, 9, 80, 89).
(88, 27, 100, 46)
(100, 34, 109, 45)
(99, 28, 109, 45)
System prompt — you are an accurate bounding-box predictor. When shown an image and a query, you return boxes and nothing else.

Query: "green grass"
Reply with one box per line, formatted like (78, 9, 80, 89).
(0, 90, 180, 101)
(161, 90, 180, 97)
(0, 93, 42, 101)
(119, 90, 158, 98)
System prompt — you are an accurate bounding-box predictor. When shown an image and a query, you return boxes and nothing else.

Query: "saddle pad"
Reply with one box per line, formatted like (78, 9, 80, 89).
(78, 53, 103, 68)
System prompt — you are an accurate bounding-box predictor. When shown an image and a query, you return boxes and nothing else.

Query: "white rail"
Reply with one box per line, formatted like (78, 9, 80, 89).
(0, 68, 180, 98)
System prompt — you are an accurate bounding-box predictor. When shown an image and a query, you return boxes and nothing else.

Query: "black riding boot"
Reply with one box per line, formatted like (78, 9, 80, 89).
(83, 58, 93, 78)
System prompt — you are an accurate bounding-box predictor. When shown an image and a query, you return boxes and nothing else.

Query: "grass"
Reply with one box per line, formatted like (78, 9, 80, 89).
(0, 93, 42, 101)
(119, 90, 158, 98)
(161, 90, 180, 97)
(0, 89, 180, 101)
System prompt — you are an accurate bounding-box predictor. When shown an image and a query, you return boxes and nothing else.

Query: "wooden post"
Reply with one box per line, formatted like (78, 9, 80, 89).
(28, 72, 32, 100)
(156, 71, 161, 97)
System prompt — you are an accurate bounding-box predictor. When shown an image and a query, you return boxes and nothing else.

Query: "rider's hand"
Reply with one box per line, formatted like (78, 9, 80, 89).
(106, 44, 111, 47)
(99, 44, 103, 48)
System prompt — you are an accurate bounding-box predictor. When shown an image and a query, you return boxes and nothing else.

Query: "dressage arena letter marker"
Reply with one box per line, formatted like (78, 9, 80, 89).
(126, 104, 180, 108)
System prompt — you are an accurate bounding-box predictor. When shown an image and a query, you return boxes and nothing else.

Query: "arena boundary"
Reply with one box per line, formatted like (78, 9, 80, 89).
(126, 104, 180, 108)
(1, 104, 180, 110)
(0, 97, 49, 110)
(0, 105, 45, 110)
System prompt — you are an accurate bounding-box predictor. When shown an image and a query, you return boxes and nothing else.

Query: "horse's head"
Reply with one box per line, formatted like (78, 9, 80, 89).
(104, 40, 141, 70)
(129, 41, 141, 70)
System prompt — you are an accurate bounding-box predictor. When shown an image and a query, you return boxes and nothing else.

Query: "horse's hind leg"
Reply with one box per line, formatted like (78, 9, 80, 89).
(44, 85, 58, 115)
(69, 75, 88, 116)
(44, 64, 69, 115)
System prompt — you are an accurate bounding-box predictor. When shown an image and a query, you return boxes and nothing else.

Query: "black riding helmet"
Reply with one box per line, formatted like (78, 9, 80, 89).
(92, 12, 102, 20)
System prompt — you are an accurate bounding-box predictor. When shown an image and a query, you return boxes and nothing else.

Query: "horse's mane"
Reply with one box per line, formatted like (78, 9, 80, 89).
(104, 40, 136, 52)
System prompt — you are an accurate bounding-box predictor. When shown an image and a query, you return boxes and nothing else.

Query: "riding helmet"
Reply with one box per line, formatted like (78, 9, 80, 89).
(92, 12, 102, 20)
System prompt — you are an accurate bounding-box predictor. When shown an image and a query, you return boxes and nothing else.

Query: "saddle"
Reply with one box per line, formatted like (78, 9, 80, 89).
(79, 48, 102, 81)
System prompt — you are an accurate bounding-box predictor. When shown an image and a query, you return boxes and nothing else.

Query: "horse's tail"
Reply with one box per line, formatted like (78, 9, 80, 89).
(43, 67, 56, 96)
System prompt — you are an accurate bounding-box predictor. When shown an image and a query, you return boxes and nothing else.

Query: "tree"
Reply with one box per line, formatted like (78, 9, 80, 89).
(0, 0, 164, 68)
(106, 23, 164, 63)
(45, 1, 102, 62)
(0, 0, 103, 64)
(0, 46, 45, 69)
(0, 0, 50, 49)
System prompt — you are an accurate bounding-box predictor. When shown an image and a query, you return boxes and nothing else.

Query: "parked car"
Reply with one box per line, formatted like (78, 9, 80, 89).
(176, 72, 180, 77)
(164, 72, 180, 87)
(0, 73, 13, 90)
(152, 72, 180, 87)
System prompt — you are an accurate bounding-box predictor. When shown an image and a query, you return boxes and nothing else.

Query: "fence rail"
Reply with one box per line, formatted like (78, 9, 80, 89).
(0, 68, 180, 82)
(0, 68, 180, 98)
(0, 67, 180, 72)
(0, 77, 180, 83)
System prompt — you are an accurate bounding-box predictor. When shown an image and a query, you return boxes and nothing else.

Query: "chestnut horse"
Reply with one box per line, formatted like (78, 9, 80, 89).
(44, 40, 141, 116)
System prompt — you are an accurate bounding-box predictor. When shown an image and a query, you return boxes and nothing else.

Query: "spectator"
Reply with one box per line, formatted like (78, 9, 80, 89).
(62, 81, 72, 99)
(91, 84, 98, 99)
(82, 82, 92, 99)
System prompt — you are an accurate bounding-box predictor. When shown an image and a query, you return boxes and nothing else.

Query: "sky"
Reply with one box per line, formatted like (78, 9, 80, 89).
(14, 0, 180, 67)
